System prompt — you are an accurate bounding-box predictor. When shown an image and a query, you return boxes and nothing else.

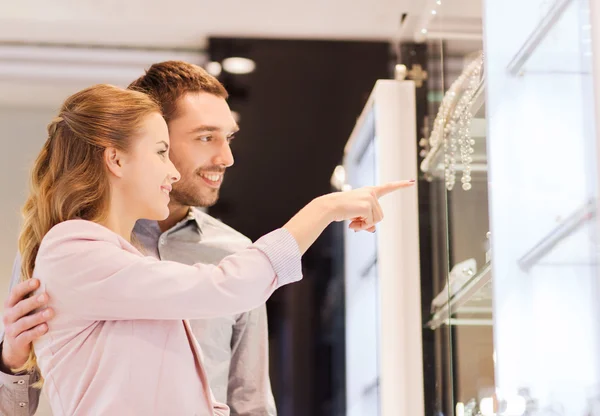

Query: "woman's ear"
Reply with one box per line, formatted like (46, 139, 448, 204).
(104, 147, 125, 178)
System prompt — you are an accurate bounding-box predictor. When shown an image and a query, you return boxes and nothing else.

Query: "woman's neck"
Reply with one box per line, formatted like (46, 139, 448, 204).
(99, 215, 135, 242)
(100, 195, 137, 242)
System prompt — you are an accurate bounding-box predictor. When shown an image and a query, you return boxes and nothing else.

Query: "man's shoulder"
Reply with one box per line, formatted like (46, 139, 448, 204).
(191, 208, 251, 245)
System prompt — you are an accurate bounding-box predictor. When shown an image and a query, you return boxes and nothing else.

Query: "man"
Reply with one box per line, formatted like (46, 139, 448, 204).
(0, 61, 276, 415)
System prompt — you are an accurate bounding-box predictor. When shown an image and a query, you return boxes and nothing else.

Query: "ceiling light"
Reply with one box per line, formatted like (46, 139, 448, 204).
(222, 57, 256, 74)
(205, 61, 222, 77)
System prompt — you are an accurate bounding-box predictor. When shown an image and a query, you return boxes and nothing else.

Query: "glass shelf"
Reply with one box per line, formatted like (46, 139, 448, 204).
(518, 199, 596, 271)
(427, 262, 492, 330)
(507, 0, 591, 76)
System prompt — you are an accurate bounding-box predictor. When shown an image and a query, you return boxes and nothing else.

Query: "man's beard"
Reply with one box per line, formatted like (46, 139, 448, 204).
(170, 181, 220, 208)
(169, 167, 225, 208)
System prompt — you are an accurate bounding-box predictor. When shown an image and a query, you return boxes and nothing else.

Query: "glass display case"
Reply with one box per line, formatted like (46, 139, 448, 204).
(415, 2, 492, 409)
(419, 0, 600, 414)
(333, 1, 599, 414)
(421, 47, 494, 415)
(485, 0, 600, 414)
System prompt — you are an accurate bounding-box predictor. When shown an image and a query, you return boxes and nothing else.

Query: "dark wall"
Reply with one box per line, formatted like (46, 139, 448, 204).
(208, 38, 391, 415)
(208, 38, 390, 244)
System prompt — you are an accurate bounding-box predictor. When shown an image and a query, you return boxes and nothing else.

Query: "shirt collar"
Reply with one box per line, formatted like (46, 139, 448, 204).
(186, 207, 206, 235)
(135, 207, 206, 237)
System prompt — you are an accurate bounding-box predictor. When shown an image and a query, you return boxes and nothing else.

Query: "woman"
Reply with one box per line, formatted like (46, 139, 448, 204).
(19, 84, 412, 415)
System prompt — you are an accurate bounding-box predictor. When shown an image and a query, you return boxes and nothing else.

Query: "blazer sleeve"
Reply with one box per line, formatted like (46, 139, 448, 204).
(35, 220, 302, 321)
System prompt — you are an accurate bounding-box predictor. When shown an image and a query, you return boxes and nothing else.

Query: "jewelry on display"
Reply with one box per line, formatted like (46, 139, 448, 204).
(423, 51, 484, 191)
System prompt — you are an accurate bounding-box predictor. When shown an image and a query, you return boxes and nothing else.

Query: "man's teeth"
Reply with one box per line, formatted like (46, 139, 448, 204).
(201, 173, 222, 182)
(161, 188, 169, 195)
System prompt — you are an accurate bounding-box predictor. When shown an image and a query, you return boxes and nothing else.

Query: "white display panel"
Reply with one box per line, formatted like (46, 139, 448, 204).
(341, 80, 424, 416)
(344, 123, 381, 416)
(484, 0, 600, 413)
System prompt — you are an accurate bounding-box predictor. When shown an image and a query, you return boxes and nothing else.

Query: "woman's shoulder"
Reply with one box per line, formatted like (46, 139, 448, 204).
(35, 221, 144, 286)
(45, 219, 118, 241)
(40, 219, 133, 255)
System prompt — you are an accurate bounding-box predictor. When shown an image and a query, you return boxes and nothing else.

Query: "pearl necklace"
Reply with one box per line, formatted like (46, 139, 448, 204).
(423, 51, 484, 191)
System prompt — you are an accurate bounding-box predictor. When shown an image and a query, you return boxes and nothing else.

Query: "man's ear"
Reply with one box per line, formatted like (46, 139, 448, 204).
(104, 147, 125, 178)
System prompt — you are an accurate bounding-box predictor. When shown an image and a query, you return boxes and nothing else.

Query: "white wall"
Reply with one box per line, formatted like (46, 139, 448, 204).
(0, 105, 58, 416)
(0, 106, 57, 307)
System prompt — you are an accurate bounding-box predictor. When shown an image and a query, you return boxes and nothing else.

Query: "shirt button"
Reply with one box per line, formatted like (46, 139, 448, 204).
(159, 236, 166, 245)
(17, 380, 25, 385)
(19, 402, 26, 407)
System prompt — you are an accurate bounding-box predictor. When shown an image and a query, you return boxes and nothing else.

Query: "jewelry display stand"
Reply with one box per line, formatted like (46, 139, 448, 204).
(332, 79, 424, 416)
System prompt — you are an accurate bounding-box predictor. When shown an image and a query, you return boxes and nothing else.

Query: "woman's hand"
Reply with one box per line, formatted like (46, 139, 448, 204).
(283, 180, 415, 254)
(319, 180, 415, 232)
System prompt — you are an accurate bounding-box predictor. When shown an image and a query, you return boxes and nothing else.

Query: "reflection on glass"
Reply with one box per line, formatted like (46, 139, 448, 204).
(422, 37, 493, 415)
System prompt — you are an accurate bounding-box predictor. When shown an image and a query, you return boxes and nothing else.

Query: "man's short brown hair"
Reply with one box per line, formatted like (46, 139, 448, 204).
(128, 60, 228, 123)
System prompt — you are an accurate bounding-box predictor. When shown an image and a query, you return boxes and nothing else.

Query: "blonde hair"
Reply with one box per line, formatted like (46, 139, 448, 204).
(16, 84, 160, 385)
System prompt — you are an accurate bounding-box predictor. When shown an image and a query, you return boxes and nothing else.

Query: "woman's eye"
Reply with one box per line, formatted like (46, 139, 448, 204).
(158, 150, 167, 157)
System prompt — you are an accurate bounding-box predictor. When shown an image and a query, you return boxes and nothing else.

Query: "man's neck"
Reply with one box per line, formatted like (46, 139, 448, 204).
(158, 203, 191, 232)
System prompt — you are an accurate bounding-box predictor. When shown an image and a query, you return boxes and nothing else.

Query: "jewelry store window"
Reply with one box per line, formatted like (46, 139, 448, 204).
(419, 0, 600, 414)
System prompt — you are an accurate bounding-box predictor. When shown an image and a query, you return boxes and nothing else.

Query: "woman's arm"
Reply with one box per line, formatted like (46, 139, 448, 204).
(36, 221, 300, 321)
(36, 181, 412, 321)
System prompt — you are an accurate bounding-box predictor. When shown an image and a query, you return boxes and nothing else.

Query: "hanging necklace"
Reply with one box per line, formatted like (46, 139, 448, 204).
(427, 52, 484, 191)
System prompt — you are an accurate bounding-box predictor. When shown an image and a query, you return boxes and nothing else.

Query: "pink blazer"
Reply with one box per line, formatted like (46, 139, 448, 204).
(32, 220, 302, 415)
